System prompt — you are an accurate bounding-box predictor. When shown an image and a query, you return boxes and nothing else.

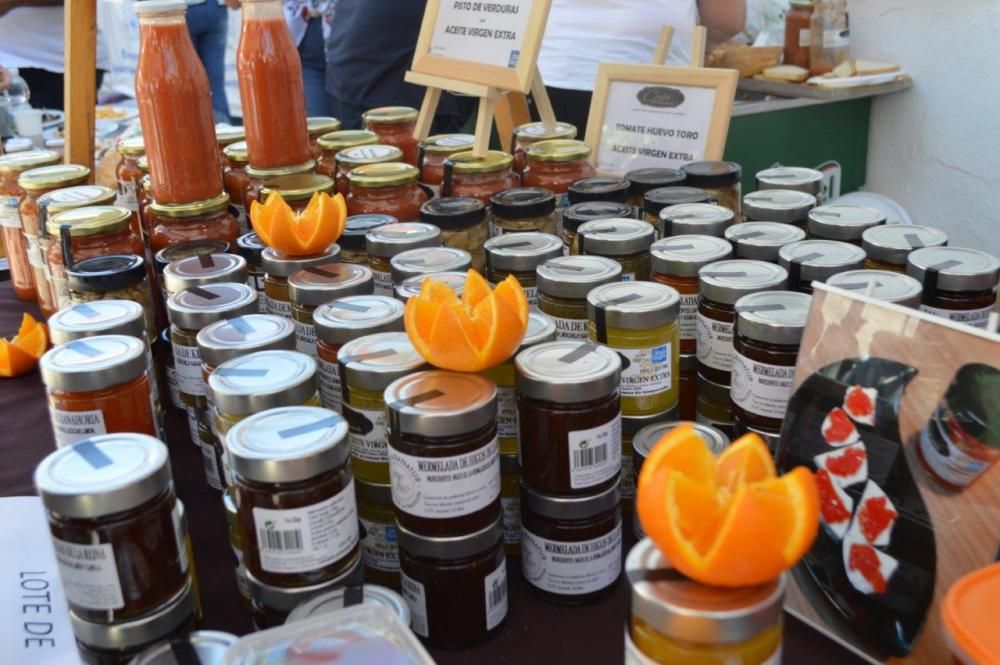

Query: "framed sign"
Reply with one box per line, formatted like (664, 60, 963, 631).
(411, 0, 552, 93)
(584, 63, 738, 175)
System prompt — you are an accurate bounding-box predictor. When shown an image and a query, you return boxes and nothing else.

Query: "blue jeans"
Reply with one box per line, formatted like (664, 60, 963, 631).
(186, 1, 230, 123)
(299, 18, 330, 116)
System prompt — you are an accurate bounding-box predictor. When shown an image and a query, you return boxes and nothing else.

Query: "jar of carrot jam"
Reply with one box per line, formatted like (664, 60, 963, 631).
(443, 150, 518, 207)
(522, 140, 596, 232)
(418, 133, 475, 197)
(347, 163, 428, 222)
(511, 121, 577, 175)
(148, 193, 240, 253)
(316, 130, 378, 182)
(362, 106, 420, 166)
(335, 145, 404, 195)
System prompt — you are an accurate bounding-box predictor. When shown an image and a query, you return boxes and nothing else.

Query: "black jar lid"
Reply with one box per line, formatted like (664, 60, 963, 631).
(567, 176, 630, 205)
(578, 218, 655, 256)
(236, 232, 265, 265)
(385, 370, 497, 437)
(778, 240, 867, 289)
(340, 214, 396, 250)
(40, 334, 147, 393)
(490, 187, 557, 220)
(734, 291, 812, 345)
(651, 235, 732, 277)
(660, 203, 734, 238)
(337, 332, 426, 392)
(907, 246, 1000, 292)
(246, 555, 363, 612)
(366, 222, 442, 258)
(70, 579, 195, 651)
(724, 222, 806, 262)
(755, 166, 823, 193)
(66, 254, 146, 293)
(154, 239, 230, 274)
(396, 513, 503, 561)
(395, 271, 467, 302)
(643, 186, 711, 217)
(163, 253, 248, 295)
(390, 246, 472, 284)
(312, 295, 405, 346)
(743, 189, 816, 223)
(166, 282, 259, 330)
(563, 200, 634, 234)
(625, 168, 686, 198)
(536, 255, 622, 299)
(681, 161, 742, 188)
(197, 314, 296, 367)
(827, 269, 923, 307)
(286, 583, 410, 625)
(48, 299, 146, 344)
(484, 232, 564, 273)
(515, 341, 621, 402)
(943, 363, 1000, 447)
(587, 281, 680, 332)
(807, 204, 886, 241)
(260, 246, 342, 278)
(209, 350, 317, 415)
(633, 422, 730, 460)
(861, 224, 947, 266)
(288, 263, 375, 307)
(130, 630, 238, 665)
(419, 196, 486, 230)
(698, 259, 788, 305)
(522, 481, 620, 521)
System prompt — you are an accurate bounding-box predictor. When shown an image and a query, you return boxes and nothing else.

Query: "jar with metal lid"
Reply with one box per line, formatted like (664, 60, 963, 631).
(313, 296, 406, 413)
(243, 161, 317, 210)
(216, 124, 246, 160)
(515, 341, 622, 495)
(862, 224, 949, 272)
(389, 246, 472, 288)
(681, 162, 742, 218)
(66, 255, 157, 337)
(355, 480, 401, 589)
(288, 263, 375, 356)
(621, 412, 678, 512)
(907, 246, 1000, 328)
(521, 482, 622, 605)
(499, 454, 521, 555)
(807, 203, 885, 243)
(222, 486, 252, 610)
(442, 150, 518, 207)
(307, 117, 342, 158)
(235, 232, 266, 310)
(588, 281, 680, 416)
(784, 0, 814, 69)
(626, 538, 784, 664)
(577, 218, 656, 281)
(246, 555, 363, 630)
(340, 213, 395, 265)
(537, 255, 622, 340)
(261, 245, 341, 318)
(755, 165, 823, 197)
(49, 299, 151, 347)
(489, 187, 558, 236)
(420, 197, 488, 271)
(162, 252, 248, 301)
(256, 173, 335, 214)
(397, 514, 506, 647)
(484, 232, 563, 307)
(147, 193, 239, 253)
(778, 239, 866, 293)
(35, 434, 192, 622)
(227, 406, 358, 587)
(159, 328, 183, 409)
(286, 583, 409, 625)
(198, 314, 296, 376)
(523, 140, 597, 230)
(567, 176, 630, 206)
(154, 239, 229, 286)
(659, 202, 734, 239)
(625, 168, 686, 211)
(725, 221, 806, 263)
(743, 189, 816, 227)
(366, 222, 442, 296)
(396, 271, 468, 302)
(417, 133, 475, 196)
(334, 144, 404, 194)
(362, 106, 420, 166)
(697, 259, 789, 384)
(129, 630, 236, 665)
(562, 200, 635, 253)
(678, 354, 697, 421)
(511, 121, 577, 174)
(827, 269, 923, 307)
(347, 162, 428, 222)
(190, 406, 227, 490)
(316, 129, 378, 182)
(223, 141, 251, 233)
(643, 186, 711, 226)
(385, 370, 501, 536)
(696, 373, 735, 438)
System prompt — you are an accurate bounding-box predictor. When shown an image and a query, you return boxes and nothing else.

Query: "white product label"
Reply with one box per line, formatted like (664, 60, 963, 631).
(621, 453, 635, 502)
(551, 315, 589, 340)
(373, 269, 393, 297)
(50, 409, 107, 448)
(798, 28, 811, 47)
(201, 440, 223, 490)
(484, 558, 508, 631)
(679, 293, 699, 342)
(359, 516, 399, 573)
(166, 366, 183, 408)
(389, 438, 501, 518)
(252, 479, 359, 574)
(266, 295, 292, 318)
(317, 356, 343, 412)
(919, 418, 991, 487)
(173, 343, 207, 396)
(343, 404, 389, 463)
(522, 522, 622, 595)
(248, 274, 267, 312)
(919, 304, 993, 329)
(294, 320, 317, 357)
(696, 312, 734, 372)
(823, 28, 850, 49)
(496, 385, 518, 440)
(523, 285, 539, 308)
(400, 571, 428, 637)
(0, 196, 21, 228)
(730, 352, 795, 419)
(51, 538, 124, 610)
(568, 415, 622, 490)
(24, 233, 46, 270)
(116, 180, 138, 211)
(618, 343, 672, 398)
(501, 495, 521, 545)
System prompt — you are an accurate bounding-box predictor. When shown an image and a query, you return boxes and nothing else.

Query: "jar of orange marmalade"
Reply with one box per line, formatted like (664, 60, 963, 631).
(334, 145, 404, 195)
(522, 140, 596, 232)
(511, 121, 577, 175)
(443, 150, 518, 207)
(362, 106, 420, 166)
(418, 133, 475, 197)
(316, 130, 378, 182)
(347, 163, 428, 222)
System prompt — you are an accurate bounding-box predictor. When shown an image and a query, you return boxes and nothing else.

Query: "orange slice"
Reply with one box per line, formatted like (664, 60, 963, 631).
(12, 320, 48, 359)
(0, 339, 36, 378)
(250, 191, 346, 256)
(16, 312, 38, 338)
(714, 434, 777, 491)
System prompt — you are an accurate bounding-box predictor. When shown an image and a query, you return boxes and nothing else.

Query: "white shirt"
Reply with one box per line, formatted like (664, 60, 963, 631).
(0, 6, 109, 74)
(538, 0, 700, 91)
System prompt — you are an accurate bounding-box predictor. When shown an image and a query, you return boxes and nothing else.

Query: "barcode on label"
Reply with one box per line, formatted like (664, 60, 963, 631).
(258, 529, 304, 552)
(573, 443, 608, 469)
(488, 578, 507, 611)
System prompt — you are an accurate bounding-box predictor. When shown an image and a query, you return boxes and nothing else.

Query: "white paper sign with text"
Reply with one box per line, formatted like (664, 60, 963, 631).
(429, 0, 533, 69)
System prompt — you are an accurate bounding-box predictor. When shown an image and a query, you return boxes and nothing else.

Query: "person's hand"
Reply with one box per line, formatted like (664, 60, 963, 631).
(0, 67, 12, 94)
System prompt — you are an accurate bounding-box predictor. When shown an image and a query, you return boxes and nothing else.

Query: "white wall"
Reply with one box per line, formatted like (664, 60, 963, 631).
(849, 0, 1000, 255)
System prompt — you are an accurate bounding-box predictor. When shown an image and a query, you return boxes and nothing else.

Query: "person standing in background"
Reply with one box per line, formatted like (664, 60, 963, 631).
(190, 0, 231, 122)
(282, 0, 336, 116)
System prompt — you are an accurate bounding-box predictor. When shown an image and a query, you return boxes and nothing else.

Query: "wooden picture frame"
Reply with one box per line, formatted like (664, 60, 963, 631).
(411, 0, 552, 93)
(584, 62, 738, 175)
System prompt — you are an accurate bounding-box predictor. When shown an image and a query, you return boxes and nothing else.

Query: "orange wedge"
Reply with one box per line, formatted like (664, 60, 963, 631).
(715, 435, 777, 491)
(0, 339, 36, 378)
(250, 190, 346, 256)
(12, 320, 48, 359)
(16, 312, 38, 338)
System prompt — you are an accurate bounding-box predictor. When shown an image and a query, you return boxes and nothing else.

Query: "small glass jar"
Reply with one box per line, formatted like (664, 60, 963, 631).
(366, 222, 442, 296)
(148, 193, 240, 253)
(154, 239, 229, 287)
(484, 232, 564, 307)
(341, 214, 396, 265)
(577, 218, 655, 281)
(397, 514, 507, 648)
(243, 161, 317, 211)
(499, 454, 522, 555)
(285, 582, 410, 625)
(227, 406, 358, 587)
(307, 116, 343, 159)
(261, 245, 341, 319)
(335, 144, 404, 195)
(522, 140, 597, 230)
(347, 162, 428, 222)
(588, 281, 680, 416)
(697, 259, 789, 384)
(907, 246, 1000, 329)
(696, 372, 735, 438)
(620, 412, 676, 512)
(35, 433, 192, 623)
(420, 197, 488, 271)
(563, 200, 635, 253)
(66, 255, 157, 338)
(862, 223, 949, 273)
(521, 482, 622, 605)
(643, 186, 711, 227)
(48, 299, 151, 347)
(624, 168, 686, 211)
(515, 341, 622, 495)
(678, 354, 697, 421)
(395, 271, 467, 302)
(316, 130, 378, 183)
(784, 0, 814, 69)
(626, 538, 784, 664)
(537, 255, 622, 340)
(681, 161, 743, 219)
(659, 202, 735, 240)
(235, 232, 267, 311)
(511, 121, 577, 174)
(246, 556, 363, 630)
(162, 252, 248, 300)
(490, 187, 558, 236)
(755, 165, 824, 198)
(743, 189, 816, 227)
(567, 176, 630, 207)
(826, 269, 923, 307)
(223, 141, 251, 234)
(258, 173, 335, 213)
(362, 106, 420, 166)
(338, 332, 428, 484)
(418, 133, 476, 197)
(159, 328, 184, 410)
(807, 203, 885, 243)
(288, 263, 375, 355)
(443, 150, 518, 207)
(197, 314, 296, 378)
(356, 480, 401, 590)
(389, 246, 472, 288)
(725, 221, 806, 263)
(778, 239, 866, 293)
(313, 295, 406, 413)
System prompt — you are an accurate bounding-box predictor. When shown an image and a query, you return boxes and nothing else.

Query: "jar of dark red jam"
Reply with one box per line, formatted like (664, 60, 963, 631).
(625, 167, 686, 211)
(861, 224, 948, 273)
(826, 269, 923, 308)
(778, 239, 866, 293)
(724, 221, 805, 263)
(907, 246, 1000, 329)
(567, 176, 630, 206)
(742, 189, 816, 226)
(807, 203, 885, 243)
(442, 150, 518, 207)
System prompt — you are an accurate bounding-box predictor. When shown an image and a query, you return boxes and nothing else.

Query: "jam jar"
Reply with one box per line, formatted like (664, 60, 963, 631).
(261, 245, 341, 318)
(307, 116, 343, 159)
(236, 232, 267, 310)
(730, 291, 811, 439)
(490, 187, 558, 236)
(567, 176, 630, 206)
(389, 246, 472, 288)
(521, 482, 622, 605)
(627, 538, 785, 664)
(725, 221, 806, 263)
(397, 514, 507, 648)
(651, 234, 732, 355)
(35, 434, 192, 623)
(499, 455, 522, 556)
(587, 281, 680, 417)
(338, 332, 428, 484)
(907, 246, 1000, 328)
(385, 371, 501, 536)
(66, 255, 158, 341)
(577, 218, 656, 281)
(154, 239, 229, 291)
(285, 582, 409, 625)
(243, 162, 317, 211)
(659, 202, 734, 239)
(258, 174, 334, 213)
(362, 106, 420, 166)
(862, 224, 949, 273)
(148, 194, 240, 253)
(226, 406, 359, 587)
(563, 200, 635, 253)
(396, 271, 467, 302)
(643, 186, 711, 227)
(347, 163, 428, 221)
(755, 165, 823, 198)
(522, 140, 597, 229)
(418, 133, 475, 196)
(625, 168, 686, 212)
(197, 313, 296, 376)
(807, 203, 885, 243)
(162, 252, 248, 299)
(537, 255, 622, 340)
(697, 259, 789, 385)
(511, 121, 577, 174)
(115, 137, 145, 211)
(366, 222, 442, 296)
(313, 295, 406, 412)
(246, 552, 364, 630)
(778, 239, 866, 293)
(341, 214, 396, 265)
(316, 130, 378, 182)
(515, 341, 622, 496)
(697, 373, 735, 438)
(355, 480, 401, 590)
(159, 328, 183, 410)
(48, 299, 151, 347)
(420, 197, 488, 271)
(334, 144, 404, 195)
(442, 150, 518, 207)
(681, 161, 743, 219)
(288, 263, 375, 356)
(216, 125, 246, 163)
(484, 232, 564, 307)
(223, 142, 251, 233)
(826, 269, 923, 307)
(743, 189, 816, 227)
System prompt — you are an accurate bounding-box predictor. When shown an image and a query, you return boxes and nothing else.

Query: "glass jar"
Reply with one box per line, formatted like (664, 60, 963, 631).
(442, 150, 518, 207)
(396, 271, 468, 302)
(681, 162, 743, 219)
(307, 117, 342, 159)
(397, 514, 507, 648)
(697, 259, 789, 384)
(362, 106, 420, 166)
(243, 161, 316, 210)
(39, 185, 127, 251)
(678, 354, 697, 421)
(316, 130, 378, 183)
(908, 247, 1000, 328)
(625, 168, 686, 212)
(515, 341, 622, 495)
(285, 582, 409, 625)
(341, 214, 396, 265)
(48, 299, 152, 348)
(809, 0, 850, 76)
(197, 313, 296, 378)
(862, 224, 948, 273)
(366, 222, 442, 296)
(588, 281, 680, 416)
(235, 232, 267, 311)
(577, 218, 655, 281)
(743, 189, 816, 229)
(725, 221, 806, 263)
(347, 163, 428, 222)
(159, 328, 184, 410)
(521, 482, 622, 605)
(563, 200, 634, 253)
(522, 140, 597, 231)
(162, 251, 248, 300)
(621, 412, 677, 512)
(258, 173, 334, 213)
(339, 332, 427, 484)
(499, 454, 521, 555)
(643, 186, 711, 227)
(0, 150, 61, 301)
(154, 239, 229, 287)
(484, 232, 564, 307)
(261, 245, 341, 318)
(784, 0, 814, 69)
(419, 197, 488, 271)
(35, 433, 192, 622)
(826, 269, 923, 307)
(511, 121, 577, 175)
(755, 165, 824, 198)
(696, 373, 735, 438)
(807, 203, 885, 243)
(389, 246, 472, 289)
(567, 176, 630, 206)
(66, 255, 157, 340)
(148, 193, 240, 253)
(537, 255, 622, 340)
(246, 555, 363, 630)
(288, 262, 375, 356)
(778, 239, 866, 293)
(334, 144, 404, 195)
(490, 187, 557, 237)
(356, 480, 401, 590)
(626, 538, 784, 664)
(418, 133, 475, 197)
(223, 142, 251, 233)
(659, 202, 734, 241)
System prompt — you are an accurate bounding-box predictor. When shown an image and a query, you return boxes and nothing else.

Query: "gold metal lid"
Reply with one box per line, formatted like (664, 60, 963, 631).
(447, 150, 513, 174)
(245, 160, 316, 180)
(336, 144, 404, 168)
(215, 124, 245, 146)
(0, 150, 60, 175)
(39, 185, 116, 213)
(420, 133, 475, 156)
(116, 137, 145, 156)
(362, 106, 419, 125)
(348, 162, 419, 188)
(47, 205, 132, 237)
(149, 192, 231, 218)
(307, 116, 342, 136)
(317, 129, 378, 153)
(526, 139, 591, 162)
(514, 121, 577, 142)
(259, 174, 334, 201)
(18, 164, 91, 190)
(223, 141, 248, 164)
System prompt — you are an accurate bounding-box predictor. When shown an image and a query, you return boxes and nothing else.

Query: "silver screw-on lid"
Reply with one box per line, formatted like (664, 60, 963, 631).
(69, 579, 195, 649)
(754, 166, 823, 194)
(725, 222, 805, 262)
(698, 260, 788, 304)
(643, 187, 711, 217)
(907, 246, 1000, 292)
(587, 281, 680, 332)
(659, 203, 734, 237)
(734, 291, 812, 345)
(337, 332, 426, 392)
(827, 269, 923, 307)
(778, 240, 867, 289)
(196, 314, 297, 367)
(209, 350, 317, 415)
(40, 335, 147, 392)
(522, 481, 620, 521)
(130, 630, 238, 665)
(365, 222, 442, 258)
(385, 370, 497, 437)
(536, 255, 622, 299)
(313, 295, 405, 346)
(742, 189, 816, 223)
(484, 232, 564, 273)
(260, 246, 341, 277)
(47, 300, 146, 345)
(287, 263, 375, 307)
(166, 282, 258, 330)
(245, 555, 363, 612)
(162, 253, 248, 295)
(861, 224, 948, 266)
(807, 204, 885, 241)
(651, 235, 732, 277)
(632, 421, 730, 460)
(396, 512, 503, 560)
(515, 341, 621, 402)
(524, 311, 557, 347)
(395, 271, 467, 302)
(389, 246, 471, 284)
(285, 583, 410, 626)
(577, 218, 656, 256)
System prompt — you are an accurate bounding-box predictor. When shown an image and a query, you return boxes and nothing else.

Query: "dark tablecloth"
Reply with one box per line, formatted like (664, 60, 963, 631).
(0, 279, 866, 664)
